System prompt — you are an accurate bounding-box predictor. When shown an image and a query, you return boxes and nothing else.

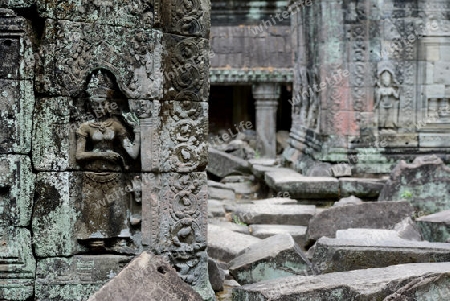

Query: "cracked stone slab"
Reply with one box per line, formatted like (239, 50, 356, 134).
(229, 234, 314, 285)
(312, 237, 450, 273)
(265, 170, 339, 199)
(306, 201, 414, 243)
(233, 262, 450, 301)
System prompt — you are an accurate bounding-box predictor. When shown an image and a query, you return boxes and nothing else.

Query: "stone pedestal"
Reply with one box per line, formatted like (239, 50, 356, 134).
(252, 83, 280, 158)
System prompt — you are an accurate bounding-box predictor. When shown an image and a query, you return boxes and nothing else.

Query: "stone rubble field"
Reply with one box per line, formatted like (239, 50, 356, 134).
(207, 149, 450, 301)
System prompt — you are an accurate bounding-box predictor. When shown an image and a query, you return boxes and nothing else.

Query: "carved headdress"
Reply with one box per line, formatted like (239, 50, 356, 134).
(86, 70, 115, 99)
(376, 61, 400, 87)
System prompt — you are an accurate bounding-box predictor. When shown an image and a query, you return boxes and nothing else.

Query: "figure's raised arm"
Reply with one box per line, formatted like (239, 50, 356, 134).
(120, 112, 140, 160)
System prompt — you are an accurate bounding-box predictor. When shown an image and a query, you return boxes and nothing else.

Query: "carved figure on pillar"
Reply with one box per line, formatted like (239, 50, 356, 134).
(75, 70, 140, 250)
(375, 68, 400, 133)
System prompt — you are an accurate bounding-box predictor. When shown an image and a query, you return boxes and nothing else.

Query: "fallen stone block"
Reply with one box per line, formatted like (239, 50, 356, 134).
(249, 225, 307, 248)
(232, 262, 450, 301)
(306, 201, 414, 243)
(229, 234, 314, 285)
(332, 195, 363, 207)
(208, 199, 226, 218)
(209, 220, 250, 235)
(339, 177, 385, 198)
(312, 237, 450, 274)
(88, 252, 203, 301)
(379, 155, 450, 215)
(265, 170, 339, 199)
(416, 210, 450, 243)
(234, 203, 315, 226)
(223, 181, 259, 196)
(208, 180, 236, 200)
(331, 163, 352, 177)
(208, 258, 225, 292)
(208, 147, 251, 178)
(394, 217, 422, 241)
(208, 224, 261, 262)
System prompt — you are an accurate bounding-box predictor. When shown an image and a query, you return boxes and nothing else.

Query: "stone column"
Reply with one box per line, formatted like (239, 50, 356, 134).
(252, 83, 280, 158)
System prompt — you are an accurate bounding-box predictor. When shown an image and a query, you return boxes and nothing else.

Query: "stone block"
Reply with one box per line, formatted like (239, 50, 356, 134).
(416, 210, 450, 243)
(208, 186, 236, 201)
(339, 177, 385, 198)
(0, 80, 34, 154)
(265, 170, 339, 199)
(140, 172, 212, 298)
(233, 263, 450, 301)
(88, 252, 204, 301)
(32, 97, 72, 171)
(312, 237, 450, 274)
(162, 35, 209, 101)
(54, 0, 155, 28)
(208, 258, 225, 292)
(335, 229, 403, 241)
(161, 0, 210, 38)
(378, 155, 450, 215)
(333, 195, 363, 207)
(306, 201, 414, 243)
(208, 220, 249, 235)
(208, 199, 226, 218)
(0, 10, 34, 80)
(229, 234, 314, 285)
(35, 255, 133, 301)
(0, 227, 35, 301)
(207, 148, 251, 178)
(249, 225, 307, 248)
(0, 155, 34, 227)
(234, 203, 315, 226)
(159, 101, 208, 172)
(32, 172, 79, 257)
(37, 21, 163, 98)
(208, 224, 261, 263)
(331, 163, 352, 177)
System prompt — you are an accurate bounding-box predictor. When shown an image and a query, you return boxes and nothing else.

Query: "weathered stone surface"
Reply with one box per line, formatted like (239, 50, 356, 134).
(229, 234, 314, 285)
(306, 202, 414, 243)
(379, 156, 450, 215)
(208, 199, 226, 218)
(332, 195, 363, 207)
(339, 177, 385, 198)
(312, 237, 450, 274)
(35, 255, 133, 301)
(232, 263, 450, 301)
(331, 164, 352, 177)
(88, 252, 203, 301)
(306, 162, 333, 177)
(208, 181, 236, 200)
(394, 217, 422, 241)
(32, 97, 71, 171)
(0, 80, 34, 154)
(208, 258, 225, 292)
(249, 225, 307, 248)
(161, 0, 210, 38)
(209, 220, 250, 235)
(0, 227, 35, 301)
(0, 155, 34, 227)
(32, 172, 79, 257)
(208, 147, 251, 178)
(234, 203, 315, 226)
(265, 170, 339, 199)
(140, 173, 213, 299)
(208, 224, 261, 263)
(335, 229, 403, 241)
(223, 181, 259, 196)
(417, 210, 450, 243)
(37, 20, 163, 98)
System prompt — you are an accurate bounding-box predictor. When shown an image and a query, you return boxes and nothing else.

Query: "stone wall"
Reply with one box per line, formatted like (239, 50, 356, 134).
(284, 0, 450, 175)
(0, 1, 213, 300)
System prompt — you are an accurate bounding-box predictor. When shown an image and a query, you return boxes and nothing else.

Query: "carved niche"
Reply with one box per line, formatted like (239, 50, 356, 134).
(375, 66, 400, 134)
(74, 70, 142, 252)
